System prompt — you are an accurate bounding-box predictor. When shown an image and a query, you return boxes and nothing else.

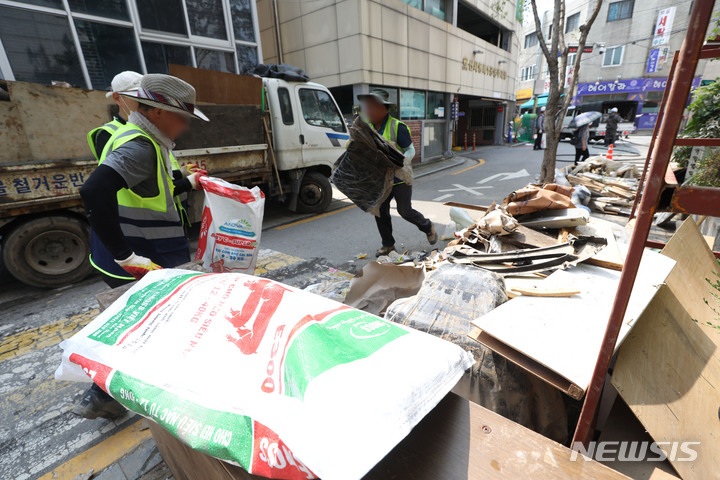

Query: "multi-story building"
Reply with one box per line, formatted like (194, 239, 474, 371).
(516, 0, 720, 130)
(257, 0, 522, 158)
(0, 0, 263, 91)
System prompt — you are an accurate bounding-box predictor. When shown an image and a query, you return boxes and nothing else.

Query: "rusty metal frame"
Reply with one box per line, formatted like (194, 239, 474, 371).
(573, 0, 718, 446)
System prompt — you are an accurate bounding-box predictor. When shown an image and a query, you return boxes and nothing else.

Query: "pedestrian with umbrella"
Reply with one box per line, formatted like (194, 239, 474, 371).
(570, 111, 601, 166)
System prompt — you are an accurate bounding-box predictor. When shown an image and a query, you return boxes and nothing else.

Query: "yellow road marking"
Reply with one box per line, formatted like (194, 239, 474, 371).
(37, 419, 152, 480)
(254, 251, 304, 275)
(274, 205, 355, 230)
(0, 309, 99, 363)
(452, 159, 486, 175)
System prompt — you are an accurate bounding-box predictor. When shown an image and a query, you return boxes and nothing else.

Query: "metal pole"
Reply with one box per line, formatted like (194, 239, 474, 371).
(572, 0, 716, 447)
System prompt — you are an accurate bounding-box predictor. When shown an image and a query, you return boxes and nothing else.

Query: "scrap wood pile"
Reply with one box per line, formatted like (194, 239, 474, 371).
(563, 156, 640, 215)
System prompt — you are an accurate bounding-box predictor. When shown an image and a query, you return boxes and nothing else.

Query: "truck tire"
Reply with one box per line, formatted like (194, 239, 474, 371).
(296, 171, 333, 214)
(2, 216, 93, 288)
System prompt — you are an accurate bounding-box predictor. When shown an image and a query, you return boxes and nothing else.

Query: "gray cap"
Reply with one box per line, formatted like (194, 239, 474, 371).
(357, 88, 395, 108)
(610, 107, 618, 113)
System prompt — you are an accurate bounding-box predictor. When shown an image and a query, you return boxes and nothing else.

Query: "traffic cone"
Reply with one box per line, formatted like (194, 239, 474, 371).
(606, 143, 614, 160)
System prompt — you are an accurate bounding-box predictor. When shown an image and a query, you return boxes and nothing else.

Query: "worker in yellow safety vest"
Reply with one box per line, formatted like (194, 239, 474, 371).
(74, 74, 209, 420)
(358, 89, 437, 257)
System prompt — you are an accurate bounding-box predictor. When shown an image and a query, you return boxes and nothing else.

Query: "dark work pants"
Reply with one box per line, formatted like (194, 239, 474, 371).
(575, 147, 590, 165)
(375, 183, 432, 247)
(604, 131, 617, 147)
(534, 131, 543, 149)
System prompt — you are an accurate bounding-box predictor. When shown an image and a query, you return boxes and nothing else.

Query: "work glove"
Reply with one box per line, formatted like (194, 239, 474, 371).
(115, 252, 162, 280)
(187, 171, 208, 190)
(179, 163, 204, 177)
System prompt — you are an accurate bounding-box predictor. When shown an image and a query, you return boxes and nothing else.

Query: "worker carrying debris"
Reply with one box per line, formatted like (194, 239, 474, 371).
(356, 89, 437, 257)
(75, 74, 208, 420)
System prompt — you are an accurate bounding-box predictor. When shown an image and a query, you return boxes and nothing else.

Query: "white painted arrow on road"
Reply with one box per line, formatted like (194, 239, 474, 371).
(477, 168, 530, 184)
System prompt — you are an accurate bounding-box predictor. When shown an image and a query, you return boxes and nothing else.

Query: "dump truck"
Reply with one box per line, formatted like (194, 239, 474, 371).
(0, 67, 348, 288)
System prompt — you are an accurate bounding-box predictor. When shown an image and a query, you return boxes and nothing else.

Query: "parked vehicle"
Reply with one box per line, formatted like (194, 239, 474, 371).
(561, 100, 638, 141)
(0, 71, 347, 287)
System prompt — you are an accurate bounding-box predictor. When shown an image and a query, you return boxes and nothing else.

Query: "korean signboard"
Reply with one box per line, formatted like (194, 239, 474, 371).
(653, 7, 676, 47)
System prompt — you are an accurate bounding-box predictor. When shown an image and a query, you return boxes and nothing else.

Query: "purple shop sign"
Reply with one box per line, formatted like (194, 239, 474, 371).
(646, 49, 660, 74)
(636, 113, 658, 130)
(576, 77, 701, 96)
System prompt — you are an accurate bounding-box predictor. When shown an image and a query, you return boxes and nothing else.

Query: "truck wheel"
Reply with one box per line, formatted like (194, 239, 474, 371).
(297, 171, 333, 213)
(2, 216, 93, 288)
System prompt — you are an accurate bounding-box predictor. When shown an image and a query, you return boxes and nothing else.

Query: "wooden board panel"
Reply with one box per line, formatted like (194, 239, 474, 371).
(571, 217, 625, 271)
(0, 101, 33, 163)
(149, 393, 631, 480)
(169, 64, 262, 106)
(471, 251, 675, 398)
(6, 81, 111, 163)
(611, 219, 720, 480)
(173, 105, 265, 150)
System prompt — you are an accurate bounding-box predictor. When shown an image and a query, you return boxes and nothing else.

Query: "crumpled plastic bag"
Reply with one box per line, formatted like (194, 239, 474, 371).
(331, 118, 405, 216)
(503, 183, 575, 216)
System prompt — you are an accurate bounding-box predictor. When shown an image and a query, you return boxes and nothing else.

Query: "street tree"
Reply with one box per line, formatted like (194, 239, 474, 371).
(528, 0, 604, 182)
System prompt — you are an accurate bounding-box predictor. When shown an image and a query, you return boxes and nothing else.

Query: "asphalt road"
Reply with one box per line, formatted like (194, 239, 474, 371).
(0, 136, 647, 480)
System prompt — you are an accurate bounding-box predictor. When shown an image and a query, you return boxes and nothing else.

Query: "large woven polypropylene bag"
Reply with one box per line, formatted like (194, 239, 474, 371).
(56, 270, 473, 480)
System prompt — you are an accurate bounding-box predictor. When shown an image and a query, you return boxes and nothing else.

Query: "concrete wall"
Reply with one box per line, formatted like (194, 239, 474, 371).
(256, 0, 520, 101)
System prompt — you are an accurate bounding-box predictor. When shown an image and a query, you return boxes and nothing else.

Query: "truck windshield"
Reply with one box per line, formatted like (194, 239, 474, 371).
(298, 89, 346, 133)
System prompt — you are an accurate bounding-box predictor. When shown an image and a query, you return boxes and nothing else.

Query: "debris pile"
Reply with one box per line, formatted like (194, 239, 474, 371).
(564, 157, 640, 215)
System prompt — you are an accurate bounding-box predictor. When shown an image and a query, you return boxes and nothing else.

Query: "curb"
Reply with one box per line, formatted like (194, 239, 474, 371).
(414, 157, 468, 179)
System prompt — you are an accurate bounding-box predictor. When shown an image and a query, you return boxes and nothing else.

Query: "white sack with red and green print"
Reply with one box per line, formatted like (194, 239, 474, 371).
(56, 269, 473, 480)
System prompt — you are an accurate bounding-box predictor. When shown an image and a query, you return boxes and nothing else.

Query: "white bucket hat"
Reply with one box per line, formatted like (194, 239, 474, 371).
(106, 71, 142, 98)
(119, 74, 209, 122)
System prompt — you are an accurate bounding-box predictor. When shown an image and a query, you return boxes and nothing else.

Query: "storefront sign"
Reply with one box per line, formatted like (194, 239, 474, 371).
(647, 49, 660, 73)
(653, 7, 675, 46)
(576, 77, 701, 96)
(516, 88, 533, 101)
(462, 58, 508, 80)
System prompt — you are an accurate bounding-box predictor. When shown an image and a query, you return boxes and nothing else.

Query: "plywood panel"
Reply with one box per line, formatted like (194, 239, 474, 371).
(169, 64, 262, 106)
(471, 251, 675, 398)
(611, 218, 720, 480)
(572, 217, 625, 271)
(5, 82, 111, 163)
(173, 105, 265, 150)
(0, 101, 33, 163)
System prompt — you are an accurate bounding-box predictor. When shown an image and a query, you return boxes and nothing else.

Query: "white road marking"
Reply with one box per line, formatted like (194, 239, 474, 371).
(477, 168, 530, 184)
(437, 184, 493, 196)
(433, 193, 454, 202)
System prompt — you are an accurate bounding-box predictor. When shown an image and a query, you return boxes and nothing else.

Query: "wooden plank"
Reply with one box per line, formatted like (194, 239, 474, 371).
(5, 81, 111, 163)
(611, 218, 720, 480)
(149, 393, 631, 480)
(471, 252, 675, 398)
(509, 287, 580, 297)
(0, 101, 33, 163)
(169, 64, 262, 106)
(571, 217, 625, 271)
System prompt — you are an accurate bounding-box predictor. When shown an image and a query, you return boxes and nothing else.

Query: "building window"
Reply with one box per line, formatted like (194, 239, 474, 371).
(142, 42, 192, 74)
(74, 20, 142, 89)
(236, 44, 258, 73)
(520, 65, 537, 81)
(566, 13, 580, 32)
(136, 0, 188, 35)
(426, 91, 445, 119)
(195, 48, 235, 73)
(400, 89, 426, 120)
(525, 33, 538, 49)
(277, 87, 294, 125)
(229, 0, 256, 43)
(400, 0, 445, 21)
(185, 0, 228, 39)
(469, 107, 496, 128)
(14, 0, 63, 8)
(602, 45, 624, 66)
(298, 88, 346, 133)
(0, 7, 84, 86)
(68, 0, 130, 21)
(607, 0, 634, 22)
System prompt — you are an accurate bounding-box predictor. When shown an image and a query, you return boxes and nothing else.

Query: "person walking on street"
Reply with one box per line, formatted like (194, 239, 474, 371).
(74, 74, 209, 420)
(533, 106, 545, 150)
(574, 124, 590, 166)
(605, 107, 621, 147)
(357, 89, 437, 257)
(88, 71, 142, 160)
